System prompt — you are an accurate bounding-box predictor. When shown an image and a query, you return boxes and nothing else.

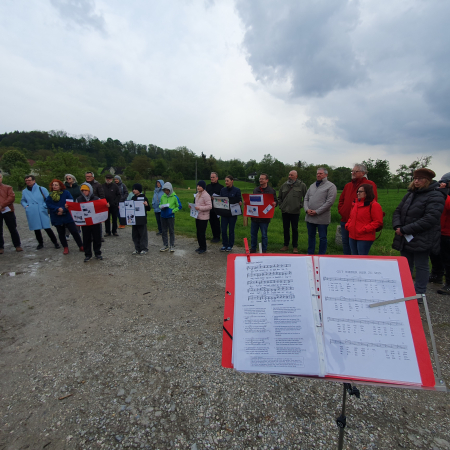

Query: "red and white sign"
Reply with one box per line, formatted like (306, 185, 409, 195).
(242, 193, 275, 219)
(66, 199, 109, 226)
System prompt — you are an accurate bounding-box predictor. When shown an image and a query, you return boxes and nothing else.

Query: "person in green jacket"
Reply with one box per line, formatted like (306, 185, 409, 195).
(159, 182, 180, 252)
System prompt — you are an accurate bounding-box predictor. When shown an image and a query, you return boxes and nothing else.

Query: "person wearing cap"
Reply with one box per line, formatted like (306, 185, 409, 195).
(193, 180, 212, 254)
(0, 172, 23, 253)
(76, 183, 103, 262)
(130, 183, 151, 255)
(114, 175, 128, 229)
(102, 174, 121, 236)
(429, 172, 450, 295)
(159, 182, 180, 252)
(392, 168, 446, 298)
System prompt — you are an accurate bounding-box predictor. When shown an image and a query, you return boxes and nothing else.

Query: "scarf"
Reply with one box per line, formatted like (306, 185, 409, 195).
(50, 190, 63, 202)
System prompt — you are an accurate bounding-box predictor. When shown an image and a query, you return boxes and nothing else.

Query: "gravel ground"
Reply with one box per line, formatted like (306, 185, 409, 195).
(1, 207, 450, 450)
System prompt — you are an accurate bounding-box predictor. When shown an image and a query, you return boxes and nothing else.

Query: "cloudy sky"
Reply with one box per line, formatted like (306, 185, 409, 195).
(1, 0, 449, 176)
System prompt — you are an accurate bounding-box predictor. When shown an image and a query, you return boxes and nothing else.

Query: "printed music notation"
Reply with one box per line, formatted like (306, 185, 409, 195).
(322, 276, 396, 284)
(247, 279, 294, 285)
(247, 271, 292, 278)
(329, 339, 407, 350)
(248, 286, 295, 293)
(248, 294, 295, 301)
(246, 264, 291, 270)
(327, 317, 403, 326)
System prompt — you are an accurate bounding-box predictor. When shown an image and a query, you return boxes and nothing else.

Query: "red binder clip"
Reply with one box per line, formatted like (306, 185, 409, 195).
(244, 237, 251, 262)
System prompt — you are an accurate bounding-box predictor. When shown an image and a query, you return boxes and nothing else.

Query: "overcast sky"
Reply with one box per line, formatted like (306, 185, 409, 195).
(1, 0, 449, 177)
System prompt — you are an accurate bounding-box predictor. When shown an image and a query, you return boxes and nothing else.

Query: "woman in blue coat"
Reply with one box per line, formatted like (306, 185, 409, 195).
(152, 179, 165, 235)
(45, 179, 83, 255)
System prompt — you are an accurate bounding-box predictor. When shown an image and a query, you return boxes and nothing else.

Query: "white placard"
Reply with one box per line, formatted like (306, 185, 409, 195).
(262, 204, 273, 215)
(81, 202, 95, 218)
(230, 204, 242, 216)
(246, 205, 258, 216)
(249, 194, 264, 205)
(213, 197, 230, 210)
(189, 203, 198, 219)
(92, 211, 108, 224)
(119, 202, 125, 218)
(1, 206, 11, 214)
(134, 201, 146, 217)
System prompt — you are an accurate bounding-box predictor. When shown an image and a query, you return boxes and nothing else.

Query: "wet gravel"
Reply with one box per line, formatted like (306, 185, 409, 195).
(1, 207, 450, 449)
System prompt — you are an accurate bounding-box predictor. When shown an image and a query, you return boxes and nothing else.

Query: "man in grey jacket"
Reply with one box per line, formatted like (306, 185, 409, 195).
(304, 168, 337, 255)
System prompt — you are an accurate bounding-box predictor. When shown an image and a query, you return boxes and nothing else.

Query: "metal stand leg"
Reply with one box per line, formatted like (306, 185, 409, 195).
(336, 383, 360, 450)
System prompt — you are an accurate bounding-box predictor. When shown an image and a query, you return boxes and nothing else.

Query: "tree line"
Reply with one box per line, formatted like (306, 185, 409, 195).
(0, 130, 432, 191)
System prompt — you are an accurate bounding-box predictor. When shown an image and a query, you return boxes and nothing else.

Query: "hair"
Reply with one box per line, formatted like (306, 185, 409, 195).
(65, 173, 77, 183)
(85, 171, 94, 177)
(0, 173, 3, 178)
(353, 164, 367, 174)
(49, 179, 66, 191)
(359, 184, 375, 202)
(317, 167, 328, 175)
(408, 179, 431, 191)
(260, 173, 269, 180)
(24, 175, 36, 181)
(225, 175, 234, 181)
(210, 172, 219, 178)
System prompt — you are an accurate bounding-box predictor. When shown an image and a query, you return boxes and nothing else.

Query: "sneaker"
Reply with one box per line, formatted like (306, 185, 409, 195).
(36, 244, 44, 250)
(220, 246, 227, 252)
(95, 255, 103, 260)
(113, 233, 119, 236)
(170, 246, 175, 252)
(250, 248, 256, 253)
(293, 248, 299, 254)
(140, 250, 148, 255)
(104, 233, 111, 237)
(280, 246, 289, 251)
(54, 243, 61, 249)
(16, 247, 23, 252)
(429, 274, 443, 284)
(156, 232, 162, 236)
(132, 250, 139, 255)
(437, 285, 450, 295)
(101, 238, 105, 242)
(118, 225, 126, 229)
(66, 235, 70, 240)
(211, 238, 220, 243)
(226, 247, 232, 252)
(197, 249, 206, 254)
(160, 246, 169, 252)
(63, 247, 69, 255)
(195, 247, 201, 252)
(84, 256, 91, 262)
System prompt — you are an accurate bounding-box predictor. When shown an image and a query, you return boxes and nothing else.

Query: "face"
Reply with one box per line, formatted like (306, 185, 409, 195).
(25, 177, 36, 187)
(66, 176, 73, 183)
(81, 189, 90, 196)
(115, 178, 119, 184)
(316, 170, 326, 181)
(52, 182, 60, 191)
(163, 189, 170, 195)
(156, 182, 161, 188)
(413, 177, 427, 189)
(132, 189, 140, 195)
(105, 178, 112, 184)
(210, 173, 218, 183)
(259, 175, 268, 186)
(352, 167, 365, 180)
(85, 173, 94, 182)
(356, 187, 366, 199)
(225, 177, 233, 187)
(197, 185, 204, 192)
(288, 171, 297, 181)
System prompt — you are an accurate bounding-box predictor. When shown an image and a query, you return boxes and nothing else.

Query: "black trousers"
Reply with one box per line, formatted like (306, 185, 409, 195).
(82, 224, 102, 257)
(56, 222, 83, 248)
(132, 224, 148, 252)
(35, 228, 58, 245)
(105, 205, 118, 234)
(196, 219, 208, 250)
(430, 236, 450, 282)
(0, 211, 21, 249)
(282, 212, 300, 247)
(209, 210, 221, 240)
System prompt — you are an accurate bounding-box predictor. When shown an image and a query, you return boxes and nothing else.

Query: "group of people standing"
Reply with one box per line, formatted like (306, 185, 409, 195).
(1, 165, 449, 297)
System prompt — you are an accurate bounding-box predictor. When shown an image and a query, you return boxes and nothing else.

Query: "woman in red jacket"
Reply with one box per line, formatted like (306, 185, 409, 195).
(345, 184, 383, 255)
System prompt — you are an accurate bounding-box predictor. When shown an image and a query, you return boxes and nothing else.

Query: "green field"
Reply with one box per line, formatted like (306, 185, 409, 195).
(14, 183, 407, 255)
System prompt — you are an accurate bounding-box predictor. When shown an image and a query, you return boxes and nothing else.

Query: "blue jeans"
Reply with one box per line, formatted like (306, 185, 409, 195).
(154, 212, 162, 233)
(250, 221, 269, 252)
(306, 222, 329, 255)
(221, 215, 237, 248)
(340, 221, 351, 255)
(349, 238, 373, 255)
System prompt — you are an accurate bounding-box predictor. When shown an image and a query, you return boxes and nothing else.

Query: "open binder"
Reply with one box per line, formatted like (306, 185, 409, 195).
(222, 254, 436, 389)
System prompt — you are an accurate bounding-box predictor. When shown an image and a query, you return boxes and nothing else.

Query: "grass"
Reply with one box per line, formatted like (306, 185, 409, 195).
(14, 183, 407, 256)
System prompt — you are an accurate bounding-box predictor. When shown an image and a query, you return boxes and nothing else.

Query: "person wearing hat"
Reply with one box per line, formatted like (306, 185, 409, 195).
(102, 174, 121, 236)
(193, 180, 212, 254)
(130, 183, 150, 255)
(429, 172, 450, 295)
(76, 183, 103, 262)
(392, 168, 447, 299)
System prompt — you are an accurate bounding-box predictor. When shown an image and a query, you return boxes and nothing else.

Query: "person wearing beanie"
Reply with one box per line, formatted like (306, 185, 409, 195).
(193, 180, 212, 254)
(429, 172, 450, 295)
(102, 174, 121, 237)
(130, 184, 150, 255)
(159, 182, 181, 252)
(76, 182, 103, 262)
(114, 175, 128, 229)
(392, 168, 446, 299)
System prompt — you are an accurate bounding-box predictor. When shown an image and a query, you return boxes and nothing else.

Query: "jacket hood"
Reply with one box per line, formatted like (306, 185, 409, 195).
(155, 179, 164, 190)
(80, 182, 93, 197)
(162, 182, 173, 196)
(65, 173, 78, 184)
(114, 175, 122, 183)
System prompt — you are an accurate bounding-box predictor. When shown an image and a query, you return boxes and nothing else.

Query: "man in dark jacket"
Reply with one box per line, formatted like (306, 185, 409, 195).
(102, 174, 121, 236)
(206, 172, 223, 243)
(250, 173, 277, 253)
(85, 171, 105, 240)
(130, 183, 151, 255)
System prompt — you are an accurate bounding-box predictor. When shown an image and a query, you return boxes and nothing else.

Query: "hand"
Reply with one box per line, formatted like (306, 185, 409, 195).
(395, 228, 403, 236)
(195, 206, 200, 211)
(107, 202, 110, 207)
(144, 201, 148, 206)
(272, 202, 276, 207)
(65, 203, 69, 209)
(57, 211, 63, 215)
(58, 207, 63, 213)
(239, 201, 242, 206)
(308, 209, 317, 216)
(0, 207, 5, 212)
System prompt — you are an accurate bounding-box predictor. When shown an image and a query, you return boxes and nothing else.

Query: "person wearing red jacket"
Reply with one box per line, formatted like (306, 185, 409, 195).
(429, 172, 450, 295)
(338, 164, 378, 255)
(0, 173, 23, 253)
(345, 184, 383, 255)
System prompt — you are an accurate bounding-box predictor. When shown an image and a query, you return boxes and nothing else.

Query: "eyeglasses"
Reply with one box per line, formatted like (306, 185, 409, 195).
(356, 190, 365, 194)
(351, 170, 362, 174)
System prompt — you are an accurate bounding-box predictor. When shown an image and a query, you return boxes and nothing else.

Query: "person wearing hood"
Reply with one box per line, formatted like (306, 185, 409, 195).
(130, 183, 151, 255)
(392, 168, 446, 298)
(114, 175, 128, 229)
(193, 180, 212, 254)
(21, 175, 60, 250)
(45, 179, 83, 255)
(429, 172, 450, 295)
(64, 174, 82, 240)
(76, 183, 102, 262)
(338, 164, 378, 255)
(159, 182, 180, 252)
(152, 179, 165, 236)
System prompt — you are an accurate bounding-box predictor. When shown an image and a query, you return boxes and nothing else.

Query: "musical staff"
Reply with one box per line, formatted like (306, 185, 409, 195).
(327, 317, 403, 326)
(329, 339, 407, 350)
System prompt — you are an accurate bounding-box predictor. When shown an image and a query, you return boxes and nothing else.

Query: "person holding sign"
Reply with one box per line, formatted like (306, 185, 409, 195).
(130, 183, 151, 255)
(159, 182, 180, 252)
(219, 175, 242, 252)
(206, 172, 223, 243)
(249, 173, 277, 253)
(76, 183, 103, 262)
(45, 179, 84, 255)
(193, 180, 212, 254)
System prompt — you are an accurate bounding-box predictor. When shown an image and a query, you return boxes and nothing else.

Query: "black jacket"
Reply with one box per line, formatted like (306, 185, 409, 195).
(102, 182, 121, 206)
(206, 182, 224, 212)
(392, 181, 446, 254)
(88, 179, 105, 199)
(131, 194, 151, 226)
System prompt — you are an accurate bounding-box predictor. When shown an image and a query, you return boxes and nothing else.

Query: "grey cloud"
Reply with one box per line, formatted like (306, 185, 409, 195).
(50, 0, 106, 33)
(235, 0, 366, 97)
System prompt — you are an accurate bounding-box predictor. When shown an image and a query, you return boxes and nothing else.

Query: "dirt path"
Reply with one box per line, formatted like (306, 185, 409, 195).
(1, 208, 450, 450)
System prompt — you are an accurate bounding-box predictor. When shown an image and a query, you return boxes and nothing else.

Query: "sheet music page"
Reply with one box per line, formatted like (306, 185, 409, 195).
(319, 258, 421, 384)
(233, 256, 322, 375)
